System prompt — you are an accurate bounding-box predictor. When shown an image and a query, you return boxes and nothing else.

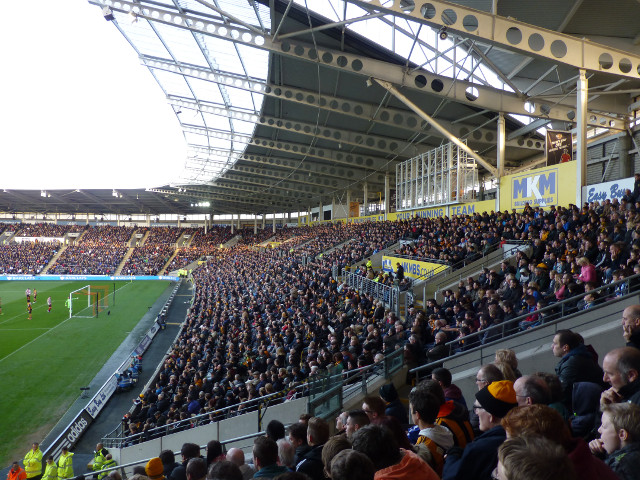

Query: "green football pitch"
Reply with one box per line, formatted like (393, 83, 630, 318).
(0, 280, 171, 466)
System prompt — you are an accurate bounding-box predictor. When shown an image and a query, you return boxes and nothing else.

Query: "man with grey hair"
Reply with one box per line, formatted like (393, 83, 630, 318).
(622, 305, 640, 350)
(513, 375, 551, 407)
(225, 449, 253, 480)
(276, 439, 295, 469)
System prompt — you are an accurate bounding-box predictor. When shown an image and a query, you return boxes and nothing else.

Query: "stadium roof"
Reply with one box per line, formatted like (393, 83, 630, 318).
(22, 1, 640, 214)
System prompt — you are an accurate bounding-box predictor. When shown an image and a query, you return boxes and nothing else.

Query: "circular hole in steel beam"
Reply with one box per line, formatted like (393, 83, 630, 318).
(599, 53, 613, 69)
(431, 79, 444, 92)
(619, 58, 632, 73)
(462, 15, 478, 32)
(550, 40, 567, 58)
(506, 27, 522, 45)
(528, 33, 544, 52)
(415, 75, 427, 88)
(441, 9, 457, 25)
(421, 3, 436, 19)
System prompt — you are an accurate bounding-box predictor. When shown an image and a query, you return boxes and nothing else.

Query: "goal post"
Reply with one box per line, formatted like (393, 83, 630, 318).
(68, 285, 97, 318)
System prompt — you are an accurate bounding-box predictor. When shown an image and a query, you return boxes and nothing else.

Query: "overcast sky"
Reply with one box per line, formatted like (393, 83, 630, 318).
(0, 0, 187, 190)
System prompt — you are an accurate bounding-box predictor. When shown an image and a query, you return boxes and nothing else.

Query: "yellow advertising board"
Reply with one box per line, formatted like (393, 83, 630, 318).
(382, 255, 449, 280)
(499, 161, 577, 211)
(448, 199, 496, 217)
(349, 214, 386, 223)
(388, 206, 447, 221)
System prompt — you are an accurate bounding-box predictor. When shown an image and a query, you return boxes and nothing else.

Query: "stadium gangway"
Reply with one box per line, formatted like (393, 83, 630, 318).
(101, 382, 310, 448)
(408, 271, 640, 384)
(343, 270, 400, 315)
(79, 429, 271, 480)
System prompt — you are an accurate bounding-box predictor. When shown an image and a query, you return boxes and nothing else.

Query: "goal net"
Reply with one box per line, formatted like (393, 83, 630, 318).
(68, 286, 97, 318)
(68, 285, 112, 318)
(91, 285, 110, 313)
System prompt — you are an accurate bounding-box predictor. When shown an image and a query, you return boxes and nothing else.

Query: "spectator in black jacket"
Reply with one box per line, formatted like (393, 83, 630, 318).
(170, 443, 202, 480)
(552, 330, 604, 409)
(296, 417, 329, 480)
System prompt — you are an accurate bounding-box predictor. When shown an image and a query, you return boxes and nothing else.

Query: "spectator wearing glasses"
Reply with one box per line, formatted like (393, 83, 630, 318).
(442, 380, 517, 480)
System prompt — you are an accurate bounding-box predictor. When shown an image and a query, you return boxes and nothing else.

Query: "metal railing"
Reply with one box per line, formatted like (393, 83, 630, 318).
(80, 430, 271, 480)
(343, 270, 400, 313)
(101, 382, 309, 448)
(409, 272, 640, 383)
(102, 344, 407, 448)
(307, 348, 405, 419)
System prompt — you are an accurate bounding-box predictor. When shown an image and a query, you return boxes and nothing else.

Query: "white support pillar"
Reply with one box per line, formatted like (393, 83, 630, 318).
(272, 214, 276, 233)
(385, 174, 390, 215)
(497, 113, 505, 178)
(363, 182, 368, 216)
(576, 69, 588, 205)
(346, 191, 351, 223)
(497, 113, 505, 210)
(262, 214, 266, 229)
(254, 215, 257, 234)
(231, 214, 234, 234)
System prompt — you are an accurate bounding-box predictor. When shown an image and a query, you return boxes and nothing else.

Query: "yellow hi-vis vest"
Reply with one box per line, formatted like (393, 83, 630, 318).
(57, 452, 74, 480)
(24, 448, 43, 478)
(42, 463, 57, 480)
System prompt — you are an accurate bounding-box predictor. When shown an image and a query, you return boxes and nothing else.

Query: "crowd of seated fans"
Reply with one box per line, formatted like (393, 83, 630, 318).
(237, 227, 278, 246)
(167, 227, 235, 272)
(116, 196, 640, 452)
(49, 226, 135, 275)
(0, 241, 59, 274)
(15, 222, 84, 238)
(124, 322, 640, 480)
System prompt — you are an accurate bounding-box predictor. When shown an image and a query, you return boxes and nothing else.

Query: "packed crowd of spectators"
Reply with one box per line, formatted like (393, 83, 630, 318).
(237, 227, 277, 246)
(49, 226, 135, 275)
(167, 227, 235, 272)
(0, 241, 59, 274)
(123, 321, 640, 480)
(122, 245, 175, 276)
(15, 223, 84, 238)
(0, 222, 19, 236)
(117, 195, 640, 452)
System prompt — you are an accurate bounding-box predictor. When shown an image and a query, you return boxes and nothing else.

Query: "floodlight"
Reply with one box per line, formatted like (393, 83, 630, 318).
(439, 26, 448, 40)
(103, 6, 115, 21)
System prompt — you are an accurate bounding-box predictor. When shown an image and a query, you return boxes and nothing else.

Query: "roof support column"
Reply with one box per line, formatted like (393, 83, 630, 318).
(363, 182, 368, 216)
(231, 214, 234, 234)
(373, 79, 498, 177)
(273, 214, 276, 233)
(497, 113, 505, 178)
(262, 214, 266, 229)
(576, 70, 588, 205)
(385, 174, 390, 216)
(254, 215, 257, 235)
(319, 199, 323, 222)
(496, 113, 505, 210)
(331, 197, 336, 221)
(346, 191, 351, 224)
(618, 131, 633, 179)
